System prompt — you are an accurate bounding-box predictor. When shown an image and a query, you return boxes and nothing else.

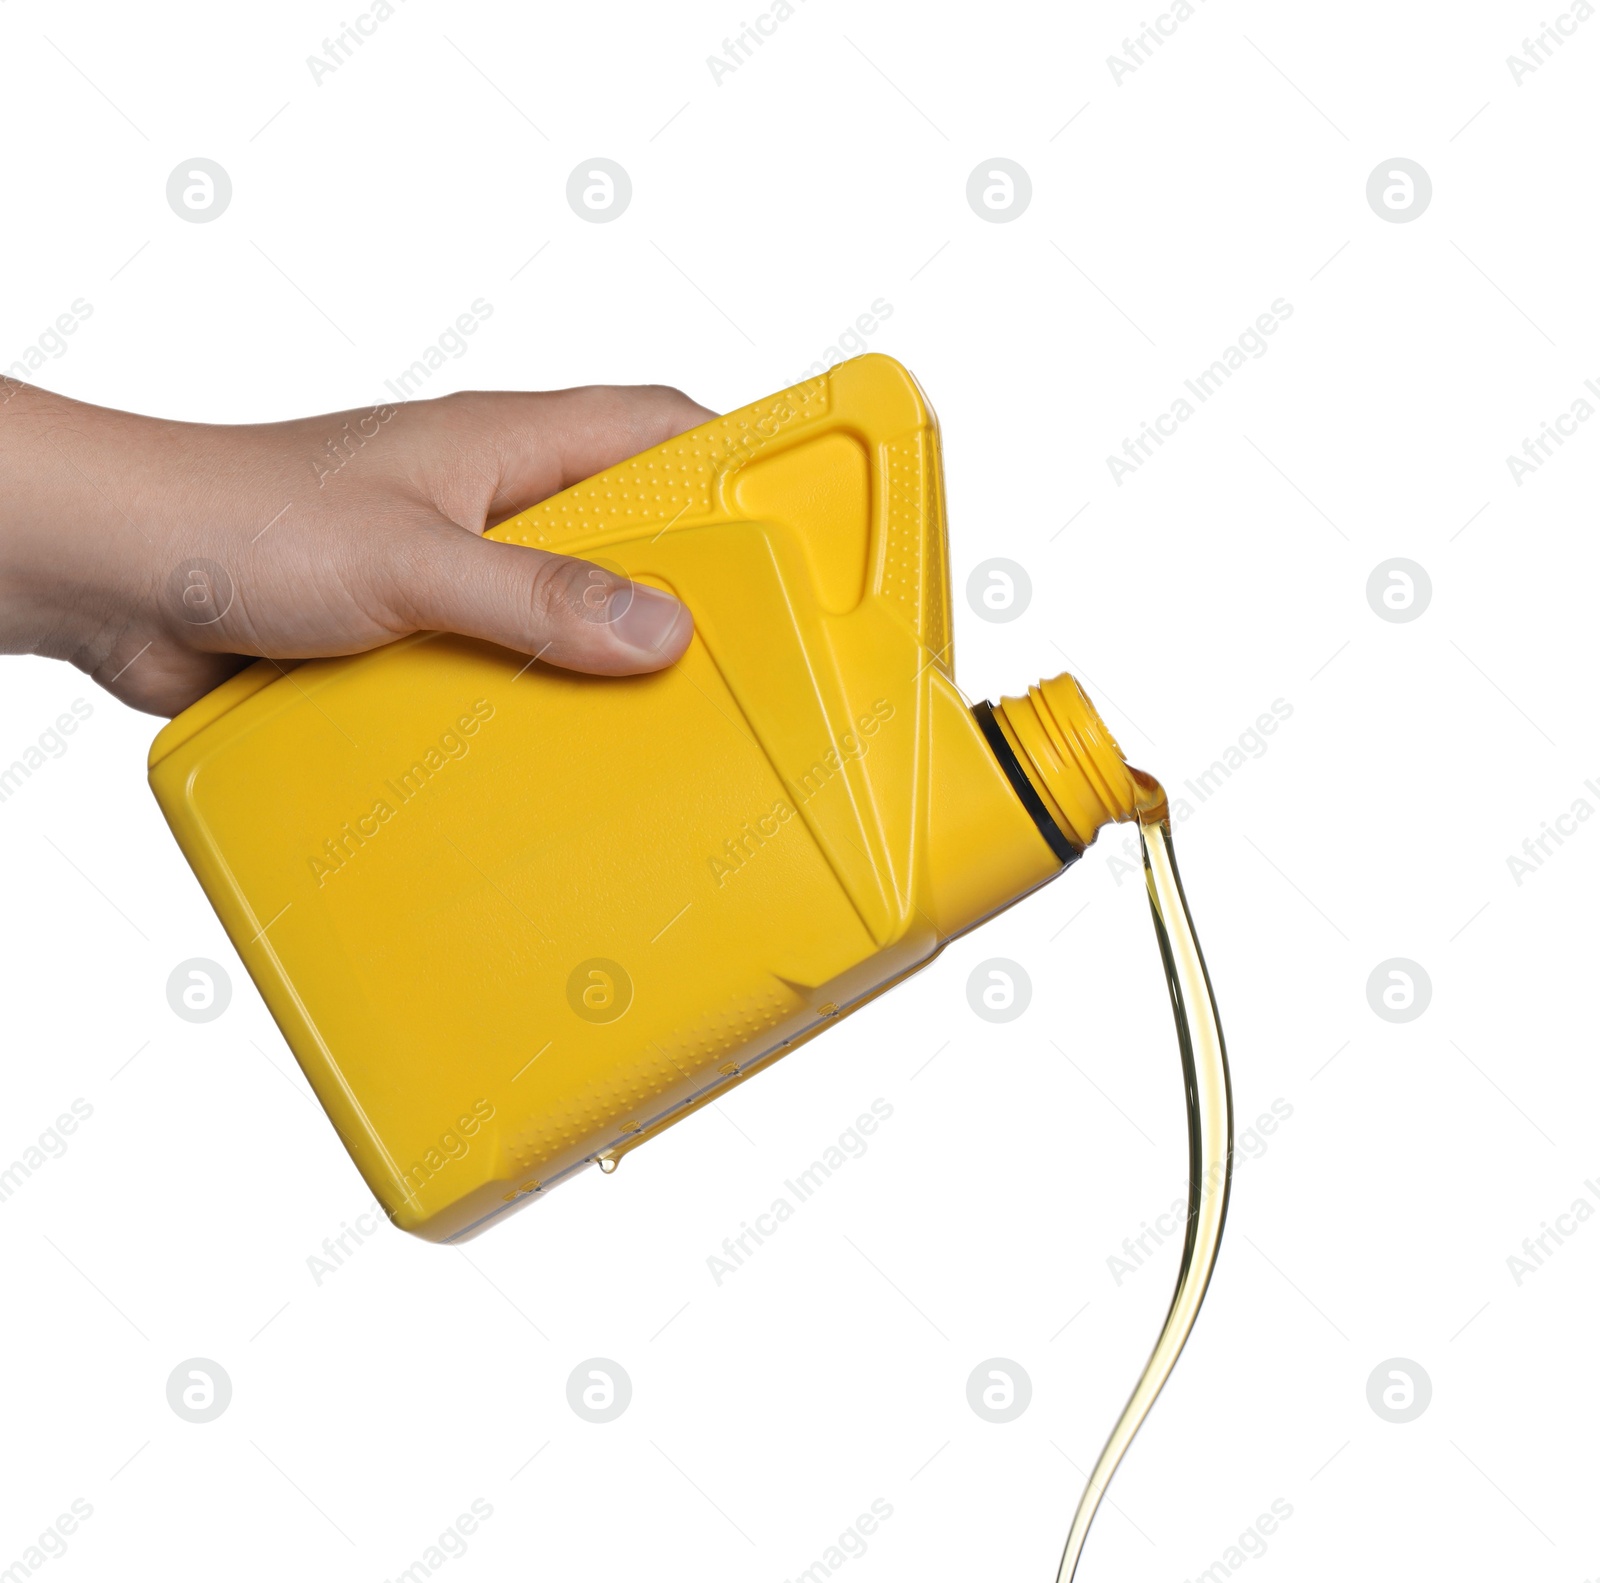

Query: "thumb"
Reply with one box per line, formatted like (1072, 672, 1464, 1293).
(388, 523, 693, 675)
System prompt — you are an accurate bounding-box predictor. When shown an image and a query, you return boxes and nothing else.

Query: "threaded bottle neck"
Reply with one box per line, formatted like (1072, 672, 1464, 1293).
(987, 673, 1146, 849)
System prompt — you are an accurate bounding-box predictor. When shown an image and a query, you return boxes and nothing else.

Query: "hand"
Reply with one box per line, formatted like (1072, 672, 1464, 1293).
(0, 378, 711, 716)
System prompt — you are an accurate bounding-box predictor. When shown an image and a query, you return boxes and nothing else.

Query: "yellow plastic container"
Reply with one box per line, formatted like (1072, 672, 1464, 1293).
(149, 354, 1142, 1241)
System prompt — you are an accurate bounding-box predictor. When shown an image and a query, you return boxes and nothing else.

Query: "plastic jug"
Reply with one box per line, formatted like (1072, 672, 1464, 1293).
(148, 353, 1145, 1242)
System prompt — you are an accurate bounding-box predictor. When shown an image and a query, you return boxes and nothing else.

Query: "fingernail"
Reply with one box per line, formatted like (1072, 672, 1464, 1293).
(609, 583, 686, 657)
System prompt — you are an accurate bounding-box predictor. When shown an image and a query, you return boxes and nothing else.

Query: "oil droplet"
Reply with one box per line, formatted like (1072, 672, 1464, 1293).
(597, 1155, 618, 1175)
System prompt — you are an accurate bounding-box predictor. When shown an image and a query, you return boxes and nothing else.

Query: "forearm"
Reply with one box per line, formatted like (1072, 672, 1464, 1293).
(2, 380, 117, 664)
(0, 380, 214, 671)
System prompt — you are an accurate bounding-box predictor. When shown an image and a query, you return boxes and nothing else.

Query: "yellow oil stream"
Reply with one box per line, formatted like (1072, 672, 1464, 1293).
(1054, 784, 1234, 1582)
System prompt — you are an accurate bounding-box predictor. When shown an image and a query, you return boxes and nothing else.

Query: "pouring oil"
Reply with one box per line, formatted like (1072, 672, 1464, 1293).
(1054, 776, 1234, 1581)
(139, 350, 1235, 1574)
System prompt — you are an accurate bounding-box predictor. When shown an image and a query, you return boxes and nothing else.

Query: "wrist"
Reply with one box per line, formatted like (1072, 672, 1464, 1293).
(0, 384, 198, 677)
(0, 382, 101, 662)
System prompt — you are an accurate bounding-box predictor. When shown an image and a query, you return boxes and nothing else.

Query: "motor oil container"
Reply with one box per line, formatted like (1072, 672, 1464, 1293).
(148, 354, 1143, 1241)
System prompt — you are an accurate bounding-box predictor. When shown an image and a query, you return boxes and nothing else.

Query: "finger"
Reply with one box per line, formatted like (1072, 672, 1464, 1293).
(384, 520, 693, 675)
(434, 384, 717, 525)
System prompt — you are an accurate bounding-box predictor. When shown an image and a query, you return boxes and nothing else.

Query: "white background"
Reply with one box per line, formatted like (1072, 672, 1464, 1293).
(2, 1, 1596, 1579)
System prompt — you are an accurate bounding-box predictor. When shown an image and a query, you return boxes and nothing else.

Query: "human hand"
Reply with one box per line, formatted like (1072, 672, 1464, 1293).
(0, 378, 711, 716)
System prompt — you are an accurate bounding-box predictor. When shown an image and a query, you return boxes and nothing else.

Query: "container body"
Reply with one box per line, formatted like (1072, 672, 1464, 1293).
(149, 355, 1061, 1240)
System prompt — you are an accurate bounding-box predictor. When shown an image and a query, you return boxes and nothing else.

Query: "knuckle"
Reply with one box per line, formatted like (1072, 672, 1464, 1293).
(635, 383, 712, 442)
(526, 553, 616, 631)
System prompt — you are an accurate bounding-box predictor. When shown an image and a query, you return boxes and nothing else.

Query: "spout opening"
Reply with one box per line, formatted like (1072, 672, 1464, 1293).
(990, 672, 1143, 848)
